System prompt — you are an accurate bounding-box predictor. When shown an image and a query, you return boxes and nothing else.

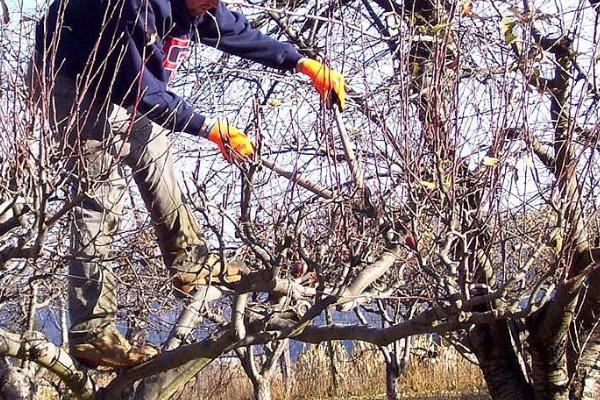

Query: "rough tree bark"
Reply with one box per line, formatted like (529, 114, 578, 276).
(569, 270, 600, 400)
(469, 320, 532, 399)
(385, 358, 400, 400)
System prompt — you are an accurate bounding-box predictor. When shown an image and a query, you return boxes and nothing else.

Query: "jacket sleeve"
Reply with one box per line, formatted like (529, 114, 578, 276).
(197, 3, 303, 71)
(112, 2, 207, 136)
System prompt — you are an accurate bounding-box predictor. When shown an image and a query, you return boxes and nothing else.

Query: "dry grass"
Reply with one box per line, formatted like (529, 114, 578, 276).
(35, 339, 488, 399)
(179, 339, 488, 400)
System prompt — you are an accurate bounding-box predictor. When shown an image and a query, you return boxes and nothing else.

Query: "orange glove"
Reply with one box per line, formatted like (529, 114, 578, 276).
(207, 121, 254, 162)
(298, 58, 346, 110)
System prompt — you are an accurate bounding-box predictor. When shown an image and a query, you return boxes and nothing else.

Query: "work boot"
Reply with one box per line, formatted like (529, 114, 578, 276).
(171, 255, 249, 297)
(70, 325, 159, 368)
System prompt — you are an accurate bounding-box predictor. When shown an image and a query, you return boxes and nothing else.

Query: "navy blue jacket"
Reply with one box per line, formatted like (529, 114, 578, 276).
(35, 0, 302, 136)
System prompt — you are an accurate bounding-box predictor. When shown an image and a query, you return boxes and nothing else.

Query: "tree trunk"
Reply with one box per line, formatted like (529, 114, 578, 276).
(325, 309, 342, 396)
(236, 346, 276, 400)
(569, 330, 600, 400)
(253, 377, 272, 400)
(529, 339, 570, 400)
(279, 342, 293, 399)
(569, 269, 600, 400)
(469, 320, 533, 399)
(527, 272, 587, 400)
(326, 340, 342, 396)
(382, 337, 411, 400)
(385, 359, 400, 400)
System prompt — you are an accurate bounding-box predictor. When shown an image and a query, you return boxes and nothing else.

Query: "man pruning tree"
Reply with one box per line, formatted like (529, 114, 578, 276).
(32, 0, 346, 368)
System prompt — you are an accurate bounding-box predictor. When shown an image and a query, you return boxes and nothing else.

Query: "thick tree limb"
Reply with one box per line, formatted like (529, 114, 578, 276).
(0, 329, 94, 399)
(134, 286, 225, 399)
(98, 329, 256, 399)
(103, 299, 335, 399)
(337, 246, 402, 311)
(284, 309, 499, 346)
(232, 270, 318, 299)
(164, 286, 224, 351)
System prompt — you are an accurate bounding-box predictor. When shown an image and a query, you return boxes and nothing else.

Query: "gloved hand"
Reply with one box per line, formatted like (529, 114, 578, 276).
(207, 121, 254, 162)
(297, 58, 346, 110)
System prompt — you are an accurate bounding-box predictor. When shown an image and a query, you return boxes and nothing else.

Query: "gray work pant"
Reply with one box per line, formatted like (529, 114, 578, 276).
(28, 66, 208, 343)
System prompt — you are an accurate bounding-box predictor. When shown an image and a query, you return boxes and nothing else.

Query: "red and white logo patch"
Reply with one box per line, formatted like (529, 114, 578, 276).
(163, 36, 191, 82)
